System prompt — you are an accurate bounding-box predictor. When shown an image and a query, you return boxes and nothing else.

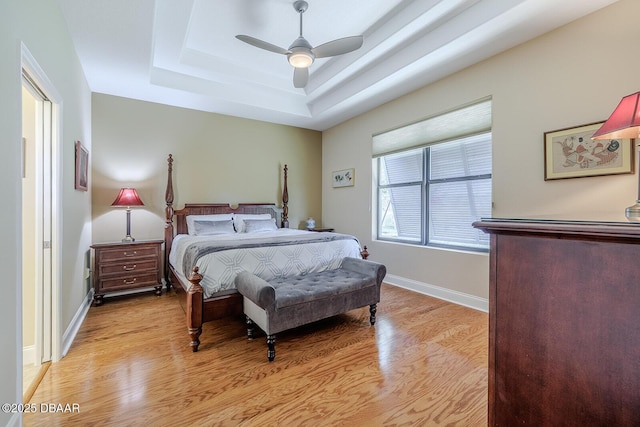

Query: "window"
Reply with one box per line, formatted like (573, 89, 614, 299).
(374, 100, 492, 251)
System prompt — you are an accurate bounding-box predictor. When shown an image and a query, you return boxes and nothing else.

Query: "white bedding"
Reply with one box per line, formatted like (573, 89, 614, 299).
(169, 229, 362, 298)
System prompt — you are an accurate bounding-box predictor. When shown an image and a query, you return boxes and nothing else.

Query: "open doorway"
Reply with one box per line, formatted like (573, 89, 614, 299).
(21, 46, 61, 402)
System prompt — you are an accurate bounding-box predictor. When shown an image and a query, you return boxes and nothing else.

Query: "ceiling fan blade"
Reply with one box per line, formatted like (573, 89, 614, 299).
(235, 35, 289, 55)
(293, 67, 309, 88)
(312, 35, 363, 58)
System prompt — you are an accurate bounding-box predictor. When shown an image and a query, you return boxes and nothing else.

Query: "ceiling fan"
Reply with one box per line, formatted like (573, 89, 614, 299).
(236, 0, 364, 89)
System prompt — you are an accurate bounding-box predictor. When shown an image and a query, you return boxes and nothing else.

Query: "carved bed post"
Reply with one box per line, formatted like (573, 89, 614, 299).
(282, 164, 289, 228)
(187, 267, 204, 352)
(165, 154, 174, 285)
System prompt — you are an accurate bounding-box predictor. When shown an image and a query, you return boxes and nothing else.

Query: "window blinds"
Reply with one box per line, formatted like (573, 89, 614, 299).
(372, 98, 492, 157)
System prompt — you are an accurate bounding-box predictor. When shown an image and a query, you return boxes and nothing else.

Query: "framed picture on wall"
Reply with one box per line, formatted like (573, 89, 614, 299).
(332, 168, 355, 188)
(544, 122, 634, 180)
(75, 140, 88, 191)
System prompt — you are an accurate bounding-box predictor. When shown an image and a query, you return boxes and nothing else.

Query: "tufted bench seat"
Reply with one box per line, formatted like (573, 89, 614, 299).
(235, 257, 386, 361)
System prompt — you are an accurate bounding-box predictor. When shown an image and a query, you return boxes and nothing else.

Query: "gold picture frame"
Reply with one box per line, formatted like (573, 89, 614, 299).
(544, 122, 634, 180)
(75, 140, 88, 191)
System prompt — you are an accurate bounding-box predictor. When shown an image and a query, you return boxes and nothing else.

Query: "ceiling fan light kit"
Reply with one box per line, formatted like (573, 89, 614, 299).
(288, 50, 314, 68)
(236, 0, 363, 88)
(287, 35, 315, 68)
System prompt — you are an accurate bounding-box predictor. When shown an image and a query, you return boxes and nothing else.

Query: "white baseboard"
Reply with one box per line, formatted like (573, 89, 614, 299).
(61, 288, 94, 357)
(23, 345, 35, 366)
(385, 274, 488, 312)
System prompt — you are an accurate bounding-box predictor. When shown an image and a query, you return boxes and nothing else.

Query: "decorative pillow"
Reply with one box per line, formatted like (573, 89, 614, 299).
(234, 213, 273, 233)
(186, 214, 233, 235)
(192, 219, 235, 236)
(244, 218, 278, 233)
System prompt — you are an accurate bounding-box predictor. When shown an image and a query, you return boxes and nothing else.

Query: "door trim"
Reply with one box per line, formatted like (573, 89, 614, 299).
(21, 43, 62, 363)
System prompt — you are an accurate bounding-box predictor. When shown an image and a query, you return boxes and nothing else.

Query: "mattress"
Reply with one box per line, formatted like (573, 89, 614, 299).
(169, 229, 362, 298)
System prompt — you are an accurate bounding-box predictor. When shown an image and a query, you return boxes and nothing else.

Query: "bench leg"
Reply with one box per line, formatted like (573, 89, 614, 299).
(246, 316, 255, 340)
(369, 304, 377, 325)
(267, 334, 276, 362)
(188, 326, 202, 352)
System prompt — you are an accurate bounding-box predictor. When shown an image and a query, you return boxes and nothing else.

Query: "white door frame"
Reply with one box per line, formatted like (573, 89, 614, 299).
(21, 43, 62, 363)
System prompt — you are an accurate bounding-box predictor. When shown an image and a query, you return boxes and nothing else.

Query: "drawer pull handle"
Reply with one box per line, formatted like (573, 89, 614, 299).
(123, 279, 137, 285)
(123, 251, 137, 257)
(123, 265, 136, 271)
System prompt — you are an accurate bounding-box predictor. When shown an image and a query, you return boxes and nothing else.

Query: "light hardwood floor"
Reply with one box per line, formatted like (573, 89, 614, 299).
(24, 284, 488, 426)
(23, 362, 49, 404)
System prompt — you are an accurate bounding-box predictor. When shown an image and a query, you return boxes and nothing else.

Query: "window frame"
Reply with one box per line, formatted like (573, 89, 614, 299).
(375, 133, 492, 252)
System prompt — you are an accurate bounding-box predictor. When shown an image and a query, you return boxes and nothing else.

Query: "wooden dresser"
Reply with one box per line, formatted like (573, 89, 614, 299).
(473, 217, 640, 426)
(91, 240, 163, 306)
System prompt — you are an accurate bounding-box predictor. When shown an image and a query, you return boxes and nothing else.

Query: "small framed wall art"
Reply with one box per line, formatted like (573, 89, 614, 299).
(75, 140, 88, 191)
(332, 168, 355, 188)
(544, 122, 634, 180)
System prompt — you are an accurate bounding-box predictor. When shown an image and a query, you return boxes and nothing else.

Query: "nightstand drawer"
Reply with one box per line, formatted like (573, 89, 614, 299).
(98, 272, 159, 291)
(91, 240, 164, 306)
(98, 259, 158, 276)
(98, 245, 159, 263)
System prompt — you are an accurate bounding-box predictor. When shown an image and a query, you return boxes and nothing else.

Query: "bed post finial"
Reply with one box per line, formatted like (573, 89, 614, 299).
(166, 153, 174, 197)
(360, 245, 369, 260)
(282, 164, 289, 228)
(165, 154, 174, 221)
(165, 154, 175, 282)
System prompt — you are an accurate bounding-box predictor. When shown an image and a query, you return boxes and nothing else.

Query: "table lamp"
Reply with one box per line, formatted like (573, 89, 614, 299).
(112, 188, 144, 242)
(592, 92, 640, 221)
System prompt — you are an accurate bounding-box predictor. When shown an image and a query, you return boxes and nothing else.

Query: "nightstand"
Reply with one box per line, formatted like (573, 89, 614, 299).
(307, 227, 335, 232)
(91, 240, 163, 306)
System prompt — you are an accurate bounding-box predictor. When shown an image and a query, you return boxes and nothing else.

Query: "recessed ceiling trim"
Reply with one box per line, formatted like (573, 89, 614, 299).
(150, 67, 312, 117)
(307, 0, 479, 94)
(58, 0, 621, 131)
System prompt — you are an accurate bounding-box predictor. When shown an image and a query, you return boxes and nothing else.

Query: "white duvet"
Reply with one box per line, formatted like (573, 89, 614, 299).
(169, 229, 362, 298)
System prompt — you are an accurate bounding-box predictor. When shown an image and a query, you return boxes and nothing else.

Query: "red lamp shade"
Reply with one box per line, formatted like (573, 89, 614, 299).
(592, 91, 640, 140)
(111, 188, 144, 207)
(593, 91, 640, 221)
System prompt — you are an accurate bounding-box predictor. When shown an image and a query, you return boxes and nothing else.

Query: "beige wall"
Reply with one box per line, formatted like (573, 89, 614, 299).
(91, 94, 322, 244)
(323, 0, 640, 304)
(1, 0, 92, 422)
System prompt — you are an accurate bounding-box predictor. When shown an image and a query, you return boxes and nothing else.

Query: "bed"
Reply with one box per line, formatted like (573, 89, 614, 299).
(163, 154, 369, 351)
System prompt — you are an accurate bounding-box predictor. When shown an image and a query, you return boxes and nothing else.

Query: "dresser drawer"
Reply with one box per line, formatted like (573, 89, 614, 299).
(97, 272, 160, 292)
(97, 245, 159, 263)
(98, 259, 158, 276)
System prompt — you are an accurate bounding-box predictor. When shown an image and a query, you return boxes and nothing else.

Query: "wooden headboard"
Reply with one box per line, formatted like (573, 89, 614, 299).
(163, 154, 289, 273)
(173, 203, 284, 235)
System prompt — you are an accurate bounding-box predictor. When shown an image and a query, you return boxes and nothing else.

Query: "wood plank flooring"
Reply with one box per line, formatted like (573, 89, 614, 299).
(24, 284, 488, 426)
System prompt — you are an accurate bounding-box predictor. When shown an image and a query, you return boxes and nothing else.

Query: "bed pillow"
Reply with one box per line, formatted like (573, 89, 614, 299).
(186, 214, 233, 235)
(244, 218, 278, 233)
(192, 219, 235, 236)
(234, 213, 274, 233)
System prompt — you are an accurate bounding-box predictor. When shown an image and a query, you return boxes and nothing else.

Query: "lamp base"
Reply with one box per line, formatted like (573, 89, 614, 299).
(122, 209, 135, 242)
(625, 200, 640, 222)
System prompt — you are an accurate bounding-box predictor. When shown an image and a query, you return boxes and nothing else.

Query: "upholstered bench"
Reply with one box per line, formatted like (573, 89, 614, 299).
(235, 257, 386, 361)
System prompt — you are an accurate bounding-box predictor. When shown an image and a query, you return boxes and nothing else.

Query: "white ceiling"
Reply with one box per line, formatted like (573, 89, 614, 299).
(56, 0, 618, 131)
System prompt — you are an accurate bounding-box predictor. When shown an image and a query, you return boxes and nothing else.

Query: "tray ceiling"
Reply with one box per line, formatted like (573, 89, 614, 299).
(56, 0, 619, 130)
